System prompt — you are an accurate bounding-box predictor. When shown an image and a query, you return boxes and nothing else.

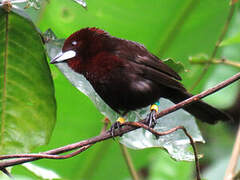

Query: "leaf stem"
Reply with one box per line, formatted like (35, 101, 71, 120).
(156, 0, 199, 56)
(190, 58, 240, 68)
(190, 3, 236, 90)
(119, 143, 140, 180)
(225, 124, 240, 180)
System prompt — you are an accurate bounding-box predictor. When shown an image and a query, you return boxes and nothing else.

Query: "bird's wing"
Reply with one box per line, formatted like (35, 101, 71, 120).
(134, 54, 181, 80)
(114, 40, 185, 91)
(132, 62, 186, 91)
(114, 39, 181, 80)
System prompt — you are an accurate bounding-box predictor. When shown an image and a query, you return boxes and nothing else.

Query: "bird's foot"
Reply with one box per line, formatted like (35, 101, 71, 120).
(109, 117, 125, 137)
(146, 104, 159, 128)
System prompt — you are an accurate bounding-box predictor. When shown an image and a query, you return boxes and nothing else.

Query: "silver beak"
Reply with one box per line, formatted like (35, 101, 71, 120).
(50, 50, 76, 64)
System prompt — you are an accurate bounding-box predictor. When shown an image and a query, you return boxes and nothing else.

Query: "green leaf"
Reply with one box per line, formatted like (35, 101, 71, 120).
(0, 7, 56, 155)
(21, 163, 61, 180)
(220, 31, 240, 46)
(163, 58, 185, 73)
(12, 163, 63, 180)
(148, 151, 193, 180)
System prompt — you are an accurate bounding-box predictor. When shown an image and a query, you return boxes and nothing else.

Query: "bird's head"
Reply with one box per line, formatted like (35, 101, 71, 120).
(50, 27, 111, 73)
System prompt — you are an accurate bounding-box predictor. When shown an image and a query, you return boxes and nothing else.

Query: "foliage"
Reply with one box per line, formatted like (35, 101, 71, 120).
(0, 0, 239, 179)
(0, 6, 56, 155)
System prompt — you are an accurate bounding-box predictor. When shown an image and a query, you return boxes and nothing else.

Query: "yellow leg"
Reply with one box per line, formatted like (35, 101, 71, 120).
(150, 104, 159, 112)
(147, 103, 159, 128)
(117, 117, 125, 124)
(110, 117, 126, 137)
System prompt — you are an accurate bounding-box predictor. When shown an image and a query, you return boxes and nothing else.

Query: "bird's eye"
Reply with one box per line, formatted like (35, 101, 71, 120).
(72, 41, 77, 46)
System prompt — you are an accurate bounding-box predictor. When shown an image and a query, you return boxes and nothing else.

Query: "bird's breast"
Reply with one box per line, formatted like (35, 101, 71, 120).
(84, 51, 125, 81)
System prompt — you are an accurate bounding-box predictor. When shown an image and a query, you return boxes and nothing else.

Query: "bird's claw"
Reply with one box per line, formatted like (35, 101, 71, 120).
(146, 109, 157, 128)
(109, 120, 123, 137)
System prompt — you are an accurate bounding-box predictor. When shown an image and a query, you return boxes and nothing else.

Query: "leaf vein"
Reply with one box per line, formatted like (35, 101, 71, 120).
(1, 13, 8, 146)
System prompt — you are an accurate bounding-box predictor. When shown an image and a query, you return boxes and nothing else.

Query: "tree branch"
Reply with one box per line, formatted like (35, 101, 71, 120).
(156, 72, 240, 120)
(0, 72, 239, 178)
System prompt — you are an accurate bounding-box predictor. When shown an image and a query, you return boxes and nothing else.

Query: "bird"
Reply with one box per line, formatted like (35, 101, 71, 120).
(50, 27, 231, 129)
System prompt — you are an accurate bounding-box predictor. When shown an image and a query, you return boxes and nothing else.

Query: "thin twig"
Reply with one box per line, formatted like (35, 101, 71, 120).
(80, 141, 112, 179)
(190, 3, 236, 91)
(160, 72, 240, 120)
(2, 0, 12, 12)
(80, 119, 112, 179)
(224, 124, 240, 180)
(190, 58, 240, 69)
(233, 170, 240, 180)
(122, 122, 201, 180)
(0, 73, 239, 170)
(0, 145, 91, 160)
(156, 0, 199, 56)
(100, 117, 110, 135)
(119, 143, 140, 180)
(107, 118, 140, 180)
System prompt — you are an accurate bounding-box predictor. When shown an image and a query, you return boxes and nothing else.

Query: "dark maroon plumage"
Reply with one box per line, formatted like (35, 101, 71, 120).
(51, 27, 231, 124)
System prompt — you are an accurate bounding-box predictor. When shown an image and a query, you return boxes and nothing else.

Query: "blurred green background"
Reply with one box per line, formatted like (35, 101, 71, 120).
(8, 0, 240, 179)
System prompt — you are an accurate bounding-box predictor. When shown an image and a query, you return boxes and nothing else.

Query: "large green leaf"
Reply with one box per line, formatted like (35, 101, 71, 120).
(0, 7, 56, 154)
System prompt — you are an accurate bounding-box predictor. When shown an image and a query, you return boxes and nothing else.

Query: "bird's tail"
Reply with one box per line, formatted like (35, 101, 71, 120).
(168, 90, 232, 124)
